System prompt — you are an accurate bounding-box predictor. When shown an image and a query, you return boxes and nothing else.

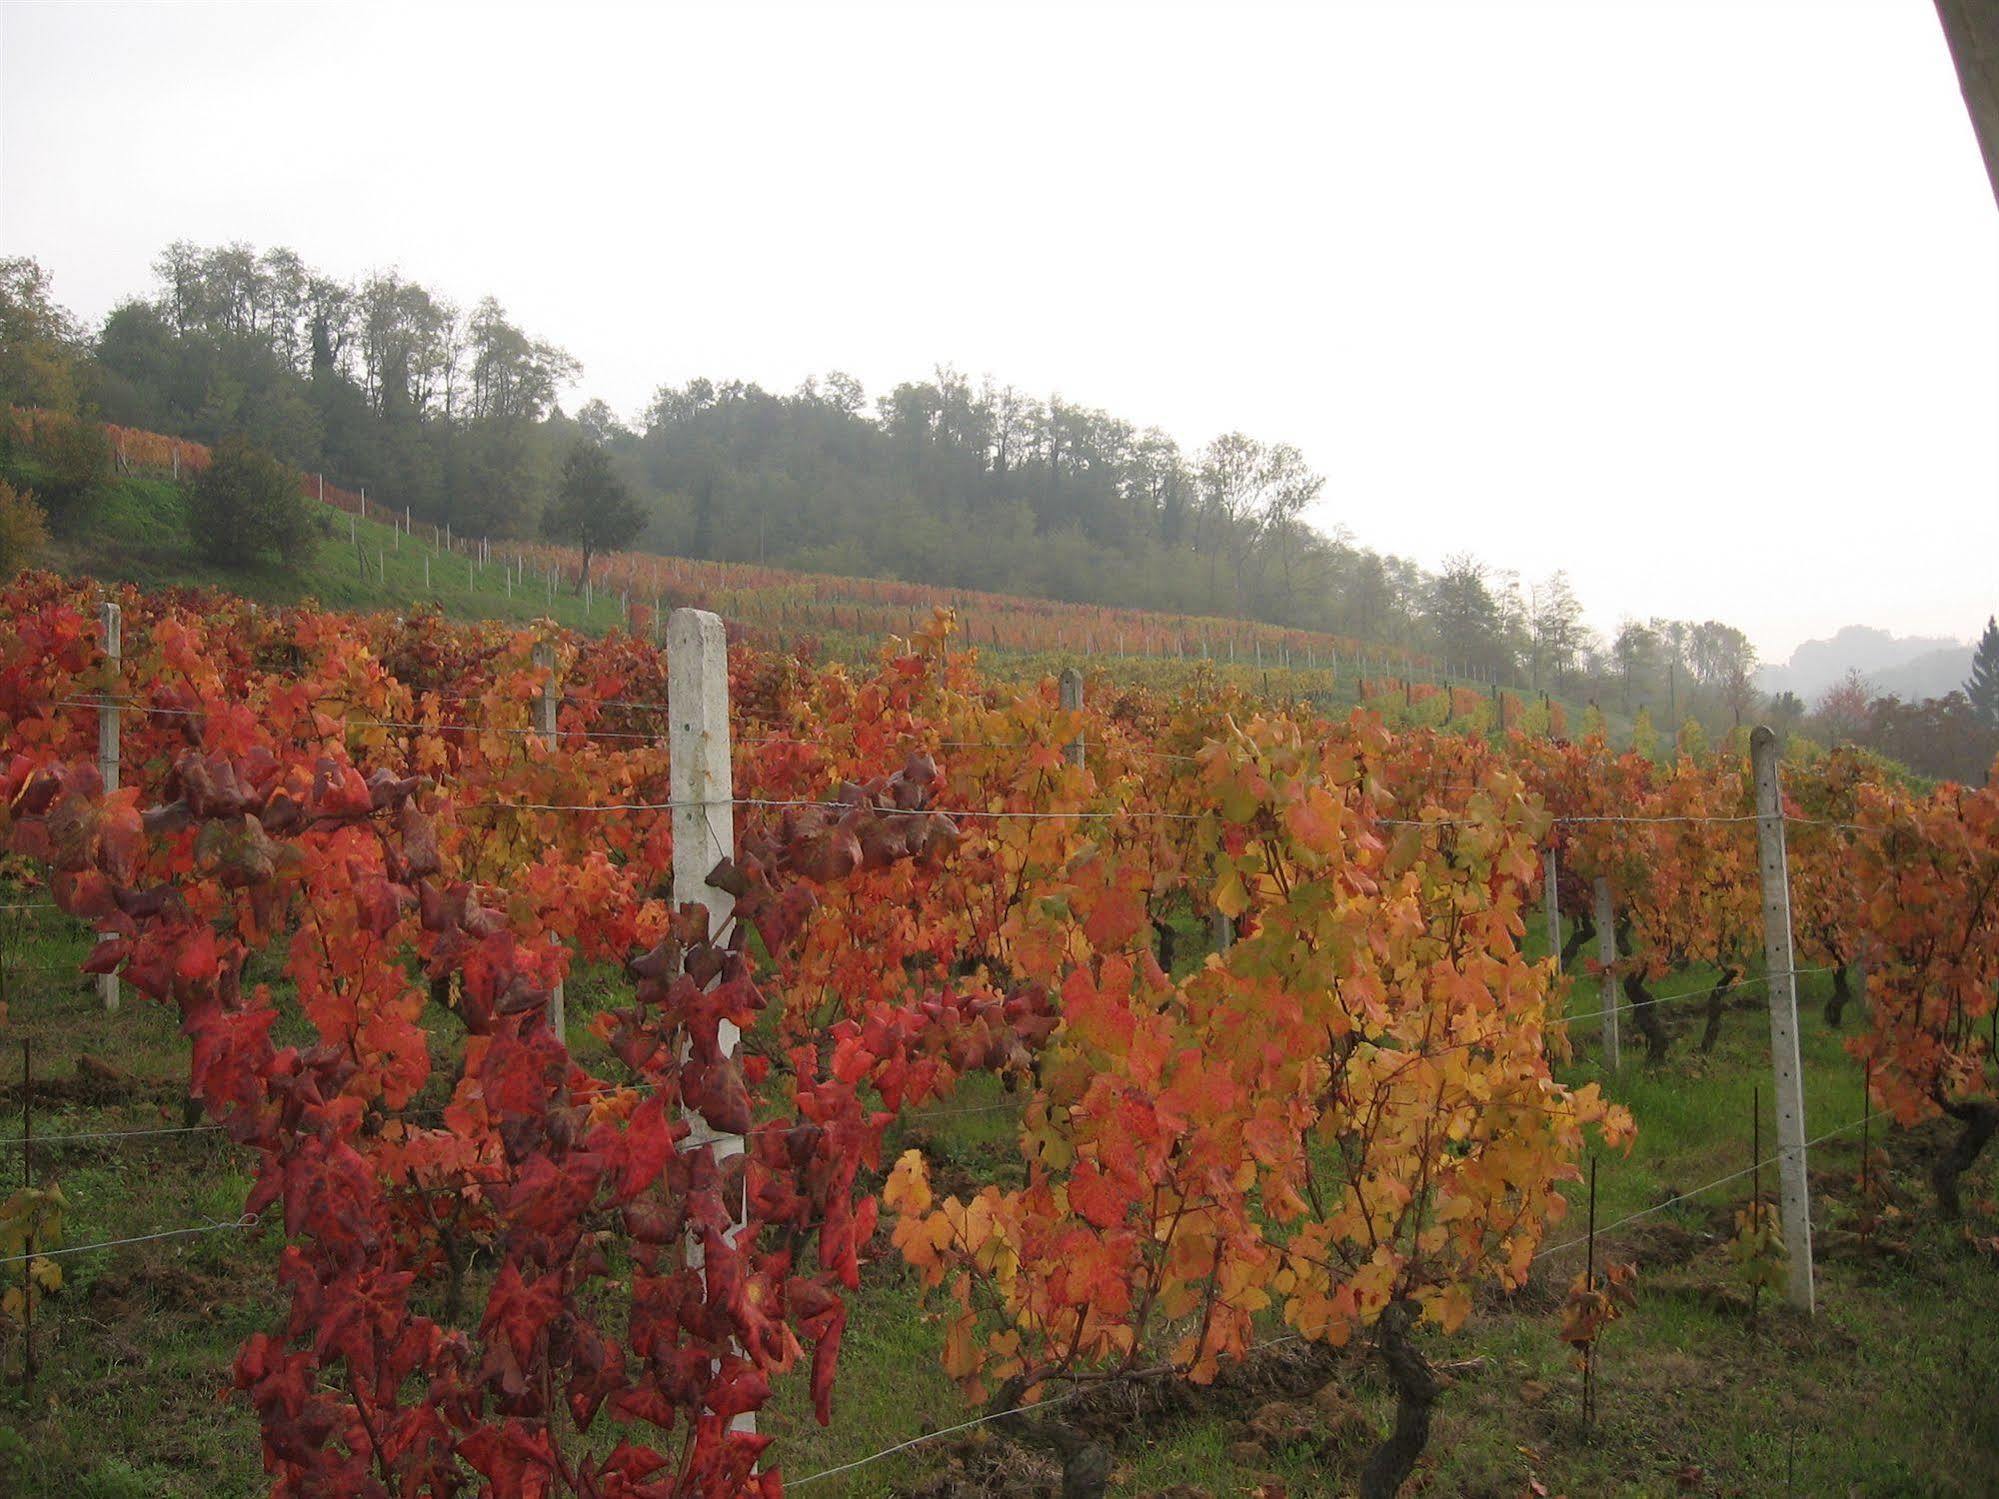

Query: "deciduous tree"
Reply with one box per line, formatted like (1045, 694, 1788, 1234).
(542, 441, 645, 593)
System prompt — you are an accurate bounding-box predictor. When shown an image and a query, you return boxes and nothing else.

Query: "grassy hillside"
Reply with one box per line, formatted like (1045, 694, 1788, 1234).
(16, 464, 1639, 748)
(26, 468, 618, 635)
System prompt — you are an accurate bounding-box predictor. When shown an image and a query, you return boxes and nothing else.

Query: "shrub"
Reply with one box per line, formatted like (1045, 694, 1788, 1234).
(0, 481, 50, 576)
(28, 417, 110, 526)
(185, 433, 311, 568)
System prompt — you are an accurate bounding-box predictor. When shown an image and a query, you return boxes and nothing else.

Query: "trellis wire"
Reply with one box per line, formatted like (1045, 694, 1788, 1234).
(1533, 1109, 1882, 1261)
(22, 693, 1945, 842)
(0, 1213, 261, 1268)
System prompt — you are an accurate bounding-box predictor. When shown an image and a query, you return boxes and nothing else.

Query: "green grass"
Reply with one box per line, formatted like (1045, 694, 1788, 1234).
(25, 465, 633, 637)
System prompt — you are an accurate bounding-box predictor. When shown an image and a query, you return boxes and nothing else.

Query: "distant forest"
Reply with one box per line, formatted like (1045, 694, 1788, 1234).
(3, 240, 1994, 781)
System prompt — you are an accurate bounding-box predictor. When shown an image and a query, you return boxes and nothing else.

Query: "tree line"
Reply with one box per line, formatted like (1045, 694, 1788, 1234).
(1, 242, 1991, 778)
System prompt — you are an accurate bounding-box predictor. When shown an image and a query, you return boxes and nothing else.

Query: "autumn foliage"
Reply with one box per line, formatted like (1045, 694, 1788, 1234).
(3, 570, 1997, 1495)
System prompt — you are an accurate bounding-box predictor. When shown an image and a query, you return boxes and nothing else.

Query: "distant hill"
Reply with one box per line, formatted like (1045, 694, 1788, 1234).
(1756, 625, 1973, 703)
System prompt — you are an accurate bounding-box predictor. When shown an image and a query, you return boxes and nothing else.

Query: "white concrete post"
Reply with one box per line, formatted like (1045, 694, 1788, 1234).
(535, 642, 565, 1042)
(97, 602, 121, 1012)
(1593, 876, 1619, 1068)
(1059, 666, 1085, 768)
(668, 608, 750, 1436)
(1544, 844, 1562, 971)
(1751, 725, 1815, 1313)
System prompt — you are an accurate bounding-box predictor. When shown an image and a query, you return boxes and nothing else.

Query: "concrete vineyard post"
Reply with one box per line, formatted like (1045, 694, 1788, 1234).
(1593, 877, 1619, 1067)
(667, 608, 754, 1438)
(1544, 844, 1562, 971)
(97, 601, 121, 1012)
(1059, 666, 1085, 768)
(1750, 725, 1816, 1313)
(535, 642, 565, 1043)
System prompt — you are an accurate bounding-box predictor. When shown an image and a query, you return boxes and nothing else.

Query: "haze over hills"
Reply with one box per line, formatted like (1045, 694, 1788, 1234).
(1755, 624, 1976, 703)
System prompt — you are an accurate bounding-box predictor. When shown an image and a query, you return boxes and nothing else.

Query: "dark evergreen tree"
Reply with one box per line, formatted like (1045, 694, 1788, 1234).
(1967, 615, 1999, 728)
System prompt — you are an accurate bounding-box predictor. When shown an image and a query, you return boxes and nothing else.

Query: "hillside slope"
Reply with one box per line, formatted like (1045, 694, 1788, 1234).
(34, 469, 610, 635)
(18, 463, 1624, 743)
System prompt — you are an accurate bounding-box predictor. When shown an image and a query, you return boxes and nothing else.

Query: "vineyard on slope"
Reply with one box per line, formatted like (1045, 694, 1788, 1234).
(10, 407, 1505, 691)
(0, 574, 1995, 1497)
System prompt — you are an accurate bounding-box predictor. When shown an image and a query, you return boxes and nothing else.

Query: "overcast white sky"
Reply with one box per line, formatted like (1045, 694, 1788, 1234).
(3, 0, 1994, 662)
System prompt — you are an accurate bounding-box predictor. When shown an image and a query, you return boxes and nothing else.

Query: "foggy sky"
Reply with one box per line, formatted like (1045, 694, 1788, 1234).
(3, 0, 1994, 663)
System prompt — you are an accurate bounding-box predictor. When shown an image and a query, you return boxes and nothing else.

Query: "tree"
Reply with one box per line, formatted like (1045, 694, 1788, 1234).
(575, 397, 629, 446)
(1529, 572, 1586, 690)
(542, 441, 644, 592)
(1425, 553, 1510, 678)
(1686, 620, 1756, 692)
(186, 433, 313, 568)
(1966, 615, 1999, 728)
(1766, 689, 1808, 737)
(1857, 692, 1999, 785)
(1192, 433, 1323, 610)
(28, 416, 112, 529)
(0, 481, 49, 575)
(1612, 619, 1658, 714)
(0, 257, 83, 412)
(1813, 669, 1872, 744)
